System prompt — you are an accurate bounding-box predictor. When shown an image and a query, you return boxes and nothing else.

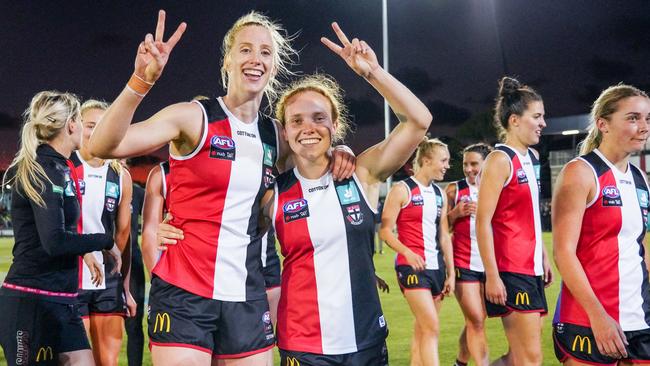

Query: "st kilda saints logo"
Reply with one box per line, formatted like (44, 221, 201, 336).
(345, 204, 364, 225)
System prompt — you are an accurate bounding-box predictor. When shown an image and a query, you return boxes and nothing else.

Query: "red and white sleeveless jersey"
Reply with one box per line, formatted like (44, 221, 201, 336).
(160, 161, 170, 213)
(555, 149, 650, 331)
(395, 177, 444, 270)
(153, 98, 278, 301)
(491, 144, 543, 276)
(70, 152, 122, 290)
(273, 170, 387, 355)
(452, 179, 483, 272)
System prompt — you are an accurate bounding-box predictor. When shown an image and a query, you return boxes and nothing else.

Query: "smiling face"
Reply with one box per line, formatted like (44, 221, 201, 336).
(462, 151, 484, 185)
(282, 90, 338, 162)
(599, 96, 650, 154)
(224, 25, 275, 98)
(420, 145, 450, 181)
(80, 107, 104, 151)
(510, 100, 546, 147)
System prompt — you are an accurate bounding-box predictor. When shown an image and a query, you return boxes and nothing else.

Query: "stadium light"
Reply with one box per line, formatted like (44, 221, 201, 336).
(561, 129, 581, 135)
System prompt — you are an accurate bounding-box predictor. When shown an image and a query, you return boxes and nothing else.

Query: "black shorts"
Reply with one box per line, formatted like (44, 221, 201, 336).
(455, 267, 485, 283)
(262, 262, 281, 289)
(485, 272, 547, 317)
(148, 276, 275, 358)
(279, 341, 388, 366)
(0, 294, 90, 365)
(554, 323, 650, 365)
(77, 273, 126, 317)
(395, 265, 445, 297)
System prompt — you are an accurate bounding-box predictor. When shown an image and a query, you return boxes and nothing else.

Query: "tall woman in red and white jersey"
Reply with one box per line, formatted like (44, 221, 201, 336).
(87, 10, 353, 365)
(380, 138, 454, 366)
(552, 85, 650, 365)
(445, 143, 492, 366)
(269, 23, 432, 365)
(476, 77, 553, 366)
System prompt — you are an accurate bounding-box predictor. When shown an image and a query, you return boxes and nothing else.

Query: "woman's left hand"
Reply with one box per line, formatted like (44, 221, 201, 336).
(124, 289, 137, 317)
(321, 22, 380, 78)
(543, 255, 554, 288)
(442, 272, 455, 297)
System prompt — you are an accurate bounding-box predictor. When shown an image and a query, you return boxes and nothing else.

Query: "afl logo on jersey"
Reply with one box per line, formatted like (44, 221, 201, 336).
(209, 135, 236, 160)
(283, 198, 310, 223)
(516, 168, 528, 184)
(602, 185, 622, 207)
(412, 194, 424, 206)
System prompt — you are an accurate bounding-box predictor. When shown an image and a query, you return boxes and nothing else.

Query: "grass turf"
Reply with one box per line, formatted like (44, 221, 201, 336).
(0, 233, 561, 365)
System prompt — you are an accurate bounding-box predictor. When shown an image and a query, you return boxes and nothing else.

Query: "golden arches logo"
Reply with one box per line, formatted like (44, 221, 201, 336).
(515, 292, 530, 305)
(286, 356, 300, 366)
(455, 268, 460, 278)
(572, 335, 592, 354)
(406, 274, 419, 286)
(36, 346, 53, 361)
(153, 313, 171, 333)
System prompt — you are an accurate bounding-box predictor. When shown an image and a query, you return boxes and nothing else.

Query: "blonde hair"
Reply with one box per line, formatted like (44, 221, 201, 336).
(2, 91, 81, 206)
(275, 74, 351, 144)
(80, 99, 122, 174)
(579, 84, 649, 155)
(413, 137, 448, 173)
(220, 11, 298, 105)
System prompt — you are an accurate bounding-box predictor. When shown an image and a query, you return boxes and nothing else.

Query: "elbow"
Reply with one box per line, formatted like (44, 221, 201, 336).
(378, 227, 390, 242)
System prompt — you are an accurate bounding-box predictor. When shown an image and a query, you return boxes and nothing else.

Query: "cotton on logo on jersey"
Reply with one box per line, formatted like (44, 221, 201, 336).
(209, 135, 236, 160)
(602, 185, 622, 207)
(283, 198, 310, 223)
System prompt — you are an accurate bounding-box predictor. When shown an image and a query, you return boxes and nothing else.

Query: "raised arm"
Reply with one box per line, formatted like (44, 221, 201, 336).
(553, 160, 627, 358)
(88, 10, 196, 159)
(476, 151, 510, 305)
(321, 22, 432, 183)
(379, 183, 425, 271)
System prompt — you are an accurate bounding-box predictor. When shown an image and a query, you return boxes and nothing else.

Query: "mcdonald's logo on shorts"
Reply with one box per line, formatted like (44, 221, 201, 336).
(515, 292, 530, 305)
(572, 335, 592, 354)
(407, 274, 419, 286)
(36, 346, 53, 362)
(153, 312, 171, 333)
(286, 356, 300, 366)
(455, 268, 460, 278)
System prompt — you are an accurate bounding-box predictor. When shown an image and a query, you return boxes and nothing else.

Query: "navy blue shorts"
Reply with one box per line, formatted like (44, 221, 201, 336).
(485, 272, 547, 317)
(148, 276, 275, 358)
(455, 267, 485, 283)
(279, 341, 388, 366)
(0, 293, 90, 365)
(395, 265, 446, 297)
(77, 273, 126, 317)
(554, 322, 650, 365)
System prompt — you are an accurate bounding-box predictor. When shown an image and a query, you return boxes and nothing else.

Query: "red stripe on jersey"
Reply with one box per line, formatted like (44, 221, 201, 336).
(153, 120, 232, 298)
(492, 153, 537, 275)
(275, 181, 323, 353)
(453, 182, 472, 269)
(396, 183, 425, 266)
(69, 160, 85, 287)
(558, 170, 621, 326)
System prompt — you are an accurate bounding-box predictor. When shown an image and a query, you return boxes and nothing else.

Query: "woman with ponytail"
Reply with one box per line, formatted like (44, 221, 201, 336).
(380, 137, 454, 366)
(476, 77, 552, 365)
(0, 91, 119, 365)
(552, 85, 650, 365)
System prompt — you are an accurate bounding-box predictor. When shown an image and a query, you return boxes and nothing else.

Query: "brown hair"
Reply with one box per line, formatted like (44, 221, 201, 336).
(493, 76, 542, 141)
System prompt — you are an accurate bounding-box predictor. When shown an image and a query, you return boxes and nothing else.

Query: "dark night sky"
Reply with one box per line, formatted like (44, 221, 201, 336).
(2, 0, 650, 170)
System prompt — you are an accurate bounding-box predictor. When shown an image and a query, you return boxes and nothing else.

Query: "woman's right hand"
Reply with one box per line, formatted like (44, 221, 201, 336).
(590, 312, 628, 359)
(134, 10, 187, 83)
(404, 249, 425, 272)
(157, 214, 184, 251)
(485, 274, 507, 305)
(83, 253, 103, 287)
(105, 244, 122, 276)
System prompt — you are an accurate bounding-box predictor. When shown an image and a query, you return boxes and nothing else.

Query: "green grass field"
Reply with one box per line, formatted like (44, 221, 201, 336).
(0, 234, 561, 365)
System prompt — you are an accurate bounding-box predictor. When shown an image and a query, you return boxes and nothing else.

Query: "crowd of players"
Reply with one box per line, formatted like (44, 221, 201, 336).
(1, 9, 650, 366)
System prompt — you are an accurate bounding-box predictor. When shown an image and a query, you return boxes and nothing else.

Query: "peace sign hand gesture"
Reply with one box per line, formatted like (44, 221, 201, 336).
(134, 10, 187, 83)
(321, 22, 380, 78)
